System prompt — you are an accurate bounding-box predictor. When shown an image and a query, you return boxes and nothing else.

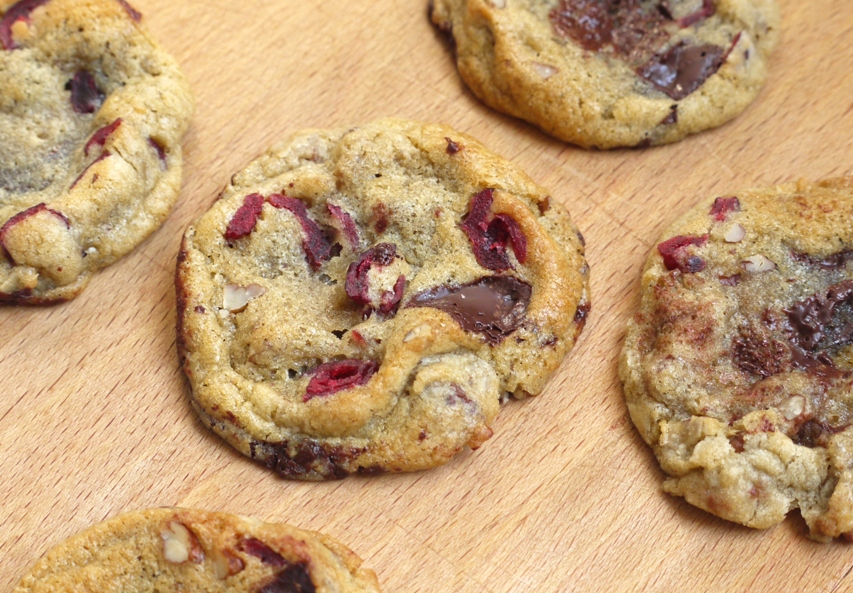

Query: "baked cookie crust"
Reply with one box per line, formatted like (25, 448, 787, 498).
(177, 118, 589, 480)
(621, 177, 853, 540)
(0, 0, 193, 303)
(14, 508, 380, 592)
(430, 0, 779, 148)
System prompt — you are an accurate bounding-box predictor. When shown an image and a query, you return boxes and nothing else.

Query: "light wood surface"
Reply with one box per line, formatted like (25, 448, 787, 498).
(3, 1, 853, 591)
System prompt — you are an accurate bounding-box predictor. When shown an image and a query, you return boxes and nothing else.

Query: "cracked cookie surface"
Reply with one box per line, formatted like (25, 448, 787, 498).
(176, 118, 588, 480)
(620, 177, 853, 540)
(14, 508, 380, 592)
(0, 0, 193, 303)
(429, 0, 778, 148)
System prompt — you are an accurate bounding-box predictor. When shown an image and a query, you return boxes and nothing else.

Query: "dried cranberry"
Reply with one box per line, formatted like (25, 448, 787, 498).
(240, 537, 287, 567)
(0, 203, 69, 262)
(224, 194, 264, 241)
(303, 359, 378, 401)
(657, 234, 708, 273)
(116, 0, 141, 21)
(84, 118, 122, 156)
(148, 137, 167, 167)
(445, 137, 462, 154)
(460, 189, 528, 271)
(709, 196, 741, 221)
(68, 71, 104, 114)
(268, 194, 333, 270)
(345, 243, 399, 312)
(327, 203, 359, 250)
(0, 0, 49, 50)
(677, 0, 715, 27)
(379, 274, 406, 316)
(69, 151, 110, 189)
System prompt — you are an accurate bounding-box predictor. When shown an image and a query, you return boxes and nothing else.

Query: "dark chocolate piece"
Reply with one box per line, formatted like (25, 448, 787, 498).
(259, 563, 316, 593)
(638, 42, 725, 100)
(240, 537, 287, 567)
(407, 276, 532, 344)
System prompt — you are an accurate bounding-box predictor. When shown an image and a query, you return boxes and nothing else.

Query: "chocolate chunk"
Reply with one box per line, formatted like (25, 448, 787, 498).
(732, 329, 787, 378)
(259, 563, 316, 593)
(794, 419, 845, 448)
(445, 137, 462, 154)
(791, 249, 853, 270)
(68, 71, 105, 114)
(407, 276, 532, 344)
(639, 42, 725, 100)
(785, 280, 853, 352)
(659, 105, 678, 125)
(254, 440, 362, 480)
(0, 0, 49, 50)
(574, 301, 590, 326)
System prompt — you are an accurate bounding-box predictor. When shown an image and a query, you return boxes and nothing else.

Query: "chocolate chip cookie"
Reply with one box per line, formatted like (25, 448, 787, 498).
(430, 0, 779, 148)
(14, 508, 380, 592)
(0, 0, 193, 303)
(620, 177, 853, 540)
(176, 118, 589, 480)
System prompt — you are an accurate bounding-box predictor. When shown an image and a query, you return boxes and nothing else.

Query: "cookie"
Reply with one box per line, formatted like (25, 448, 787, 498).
(429, 0, 779, 149)
(0, 0, 193, 303)
(176, 118, 589, 480)
(620, 177, 853, 540)
(14, 508, 381, 592)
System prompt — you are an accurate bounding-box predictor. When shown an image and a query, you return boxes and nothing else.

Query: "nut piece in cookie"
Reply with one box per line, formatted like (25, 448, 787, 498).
(13, 508, 381, 592)
(429, 0, 779, 148)
(620, 177, 853, 540)
(0, 0, 194, 303)
(176, 118, 589, 479)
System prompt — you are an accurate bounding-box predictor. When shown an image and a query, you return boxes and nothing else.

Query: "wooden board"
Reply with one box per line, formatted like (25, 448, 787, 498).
(3, 1, 853, 590)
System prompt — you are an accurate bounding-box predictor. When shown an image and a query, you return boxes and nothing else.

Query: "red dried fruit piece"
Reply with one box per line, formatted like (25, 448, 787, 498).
(677, 0, 715, 27)
(224, 193, 264, 241)
(84, 118, 122, 156)
(303, 359, 379, 401)
(268, 194, 333, 270)
(379, 274, 406, 316)
(69, 151, 109, 190)
(116, 0, 141, 21)
(345, 243, 398, 309)
(0, 203, 69, 262)
(709, 196, 741, 221)
(657, 234, 708, 273)
(68, 71, 104, 114)
(259, 563, 316, 593)
(240, 537, 287, 567)
(327, 203, 359, 250)
(0, 0, 49, 50)
(149, 137, 167, 167)
(460, 189, 528, 271)
(445, 137, 462, 154)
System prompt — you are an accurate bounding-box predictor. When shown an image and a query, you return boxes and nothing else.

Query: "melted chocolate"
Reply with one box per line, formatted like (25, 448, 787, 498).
(407, 276, 532, 344)
(259, 563, 316, 593)
(638, 42, 725, 100)
(252, 440, 362, 480)
(791, 249, 853, 270)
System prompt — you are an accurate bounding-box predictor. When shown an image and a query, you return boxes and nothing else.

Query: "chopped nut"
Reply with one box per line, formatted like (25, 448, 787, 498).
(724, 223, 746, 243)
(223, 283, 266, 312)
(532, 62, 558, 79)
(160, 521, 204, 564)
(742, 254, 776, 273)
(780, 396, 806, 420)
(212, 548, 245, 579)
(489, 0, 506, 7)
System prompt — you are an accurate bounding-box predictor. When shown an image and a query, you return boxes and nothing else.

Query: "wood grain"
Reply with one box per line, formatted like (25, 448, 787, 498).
(2, 1, 853, 591)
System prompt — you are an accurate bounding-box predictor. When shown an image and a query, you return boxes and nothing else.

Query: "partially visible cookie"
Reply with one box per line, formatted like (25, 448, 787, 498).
(620, 177, 853, 540)
(14, 508, 381, 592)
(177, 118, 589, 480)
(430, 0, 779, 148)
(0, 0, 193, 303)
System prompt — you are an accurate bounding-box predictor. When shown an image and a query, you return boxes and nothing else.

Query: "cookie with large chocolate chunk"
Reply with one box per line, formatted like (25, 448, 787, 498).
(176, 118, 588, 480)
(14, 508, 381, 592)
(0, 0, 193, 303)
(620, 177, 853, 540)
(429, 0, 778, 148)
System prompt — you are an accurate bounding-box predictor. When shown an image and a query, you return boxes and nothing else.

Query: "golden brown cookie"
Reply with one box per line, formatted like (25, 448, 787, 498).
(430, 0, 779, 148)
(0, 0, 193, 303)
(620, 177, 853, 540)
(177, 118, 589, 480)
(14, 508, 380, 592)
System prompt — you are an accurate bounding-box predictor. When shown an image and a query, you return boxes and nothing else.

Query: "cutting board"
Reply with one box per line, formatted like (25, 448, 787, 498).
(3, 1, 853, 591)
